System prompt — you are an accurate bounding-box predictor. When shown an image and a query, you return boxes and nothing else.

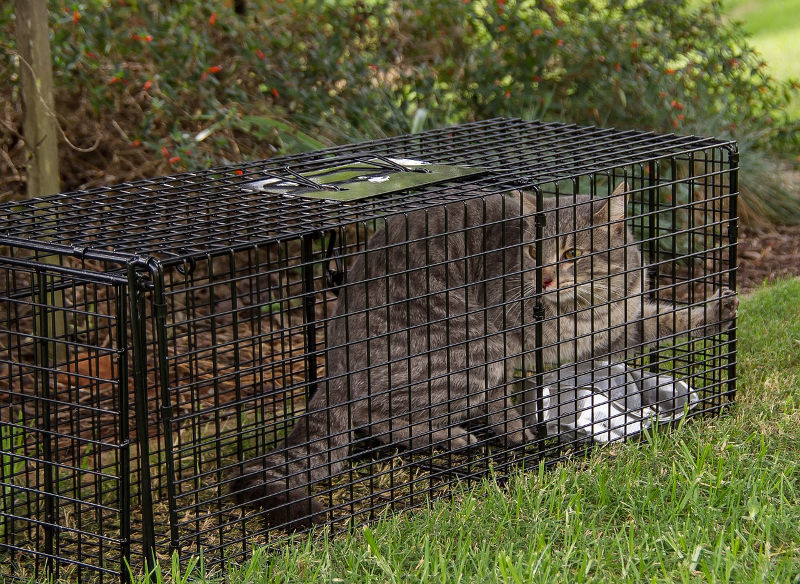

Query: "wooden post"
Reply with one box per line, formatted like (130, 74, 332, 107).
(15, 0, 60, 198)
(15, 0, 66, 367)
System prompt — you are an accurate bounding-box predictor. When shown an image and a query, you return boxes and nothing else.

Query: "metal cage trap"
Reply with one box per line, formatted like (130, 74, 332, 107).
(0, 118, 738, 582)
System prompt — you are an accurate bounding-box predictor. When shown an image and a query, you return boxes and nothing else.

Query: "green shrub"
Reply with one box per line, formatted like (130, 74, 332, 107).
(1, 0, 797, 221)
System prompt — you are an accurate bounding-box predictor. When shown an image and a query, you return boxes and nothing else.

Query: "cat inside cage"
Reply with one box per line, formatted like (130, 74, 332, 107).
(232, 181, 738, 530)
(0, 120, 739, 579)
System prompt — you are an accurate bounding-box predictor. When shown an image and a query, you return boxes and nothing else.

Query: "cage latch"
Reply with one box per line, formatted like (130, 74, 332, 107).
(283, 166, 343, 192)
(161, 404, 174, 420)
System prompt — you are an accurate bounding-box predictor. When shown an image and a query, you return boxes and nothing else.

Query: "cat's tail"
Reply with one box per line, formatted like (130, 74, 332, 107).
(230, 408, 350, 531)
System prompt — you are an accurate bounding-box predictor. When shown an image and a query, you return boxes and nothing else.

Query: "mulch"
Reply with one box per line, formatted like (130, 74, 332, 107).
(737, 225, 800, 293)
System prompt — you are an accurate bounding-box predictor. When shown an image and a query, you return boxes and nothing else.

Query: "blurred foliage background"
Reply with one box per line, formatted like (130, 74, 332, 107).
(1, 0, 798, 224)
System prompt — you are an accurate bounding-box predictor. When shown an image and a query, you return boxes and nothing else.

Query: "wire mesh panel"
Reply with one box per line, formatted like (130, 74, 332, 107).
(0, 118, 738, 582)
(0, 254, 132, 583)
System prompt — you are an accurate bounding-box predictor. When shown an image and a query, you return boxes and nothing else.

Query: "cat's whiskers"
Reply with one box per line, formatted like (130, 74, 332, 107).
(501, 283, 525, 307)
(576, 281, 610, 306)
(497, 281, 527, 328)
(549, 279, 613, 308)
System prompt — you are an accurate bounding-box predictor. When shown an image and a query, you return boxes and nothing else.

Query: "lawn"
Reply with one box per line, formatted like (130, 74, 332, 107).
(134, 278, 800, 584)
(724, 0, 800, 117)
(725, 0, 800, 81)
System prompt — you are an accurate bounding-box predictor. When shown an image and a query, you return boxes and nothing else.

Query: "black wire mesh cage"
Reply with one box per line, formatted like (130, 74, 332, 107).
(0, 118, 737, 582)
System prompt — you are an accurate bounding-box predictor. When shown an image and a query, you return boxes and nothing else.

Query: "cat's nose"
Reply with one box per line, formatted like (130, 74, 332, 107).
(541, 267, 556, 290)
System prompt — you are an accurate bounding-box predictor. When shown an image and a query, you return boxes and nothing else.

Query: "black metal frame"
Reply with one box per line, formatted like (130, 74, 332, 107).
(0, 119, 737, 582)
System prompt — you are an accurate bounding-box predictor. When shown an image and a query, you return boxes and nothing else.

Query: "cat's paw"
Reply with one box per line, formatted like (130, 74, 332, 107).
(693, 287, 738, 336)
(448, 428, 481, 450)
(716, 287, 739, 324)
(419, 425, 480, 451)
(498, 425, 535, 447)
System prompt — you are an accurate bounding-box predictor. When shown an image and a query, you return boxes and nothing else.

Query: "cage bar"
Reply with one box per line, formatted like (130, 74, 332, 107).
(0, 118, 737, 582)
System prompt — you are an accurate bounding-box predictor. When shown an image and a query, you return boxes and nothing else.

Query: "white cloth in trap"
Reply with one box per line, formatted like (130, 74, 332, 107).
(521, 361, 699, 444)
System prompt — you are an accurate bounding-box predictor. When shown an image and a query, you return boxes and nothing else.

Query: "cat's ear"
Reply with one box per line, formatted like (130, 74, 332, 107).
(505, 190, 537, 214)
(594, 181, 628, 223)
(609, 181, 629, 220)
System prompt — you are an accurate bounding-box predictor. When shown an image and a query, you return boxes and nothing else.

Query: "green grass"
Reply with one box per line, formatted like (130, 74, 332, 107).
(725, 0, 800, 78)
(724, 0, 800, 116)
(128, 278, 800, 584)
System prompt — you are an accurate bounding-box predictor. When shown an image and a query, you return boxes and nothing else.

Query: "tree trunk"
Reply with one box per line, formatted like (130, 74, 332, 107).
(15, 0, 66, 367)
(15, 0, 60, 199)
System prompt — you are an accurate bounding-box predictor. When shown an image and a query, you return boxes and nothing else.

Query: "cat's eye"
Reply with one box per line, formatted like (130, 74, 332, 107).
(562, 248, 583, 260)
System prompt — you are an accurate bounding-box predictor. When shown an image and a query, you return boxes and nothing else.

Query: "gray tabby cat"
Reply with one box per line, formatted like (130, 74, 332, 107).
(232, 183, 737, 529)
